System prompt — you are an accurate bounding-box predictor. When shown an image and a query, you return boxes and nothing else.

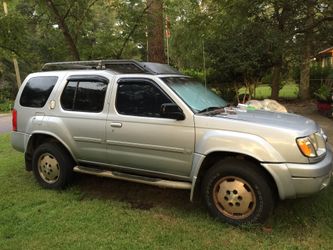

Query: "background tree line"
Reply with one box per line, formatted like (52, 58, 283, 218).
(0, 0, 333, 102)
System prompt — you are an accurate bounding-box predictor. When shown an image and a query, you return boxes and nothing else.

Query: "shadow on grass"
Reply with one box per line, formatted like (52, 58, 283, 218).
(73, 173, 198, 213)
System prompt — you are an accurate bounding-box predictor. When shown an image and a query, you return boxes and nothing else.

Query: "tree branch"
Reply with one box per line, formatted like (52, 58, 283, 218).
(74, 0, 99, 42)
(295, 16, 333, 34)
(63, 2, 74, 20)
(0, 45, 22, 58)
(116, 2, 152, 59)
(45, 0, 80, 60)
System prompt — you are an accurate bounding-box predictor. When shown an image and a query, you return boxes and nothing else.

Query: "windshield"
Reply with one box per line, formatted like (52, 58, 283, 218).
(161, 77, 227, 113)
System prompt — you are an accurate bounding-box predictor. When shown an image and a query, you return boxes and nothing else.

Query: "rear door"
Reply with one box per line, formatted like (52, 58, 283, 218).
(56, 75, 110, 163)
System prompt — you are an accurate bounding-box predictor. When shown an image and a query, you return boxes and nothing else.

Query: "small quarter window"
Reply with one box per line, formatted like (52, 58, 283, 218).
(20, 76, 58, 108)
(116, 79, 172, 117)
(61, 78, 108, 113)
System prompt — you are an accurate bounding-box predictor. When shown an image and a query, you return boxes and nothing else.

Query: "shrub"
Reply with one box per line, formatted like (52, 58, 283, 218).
(0, 100, 13, 112)
(294, 65, 333, 98)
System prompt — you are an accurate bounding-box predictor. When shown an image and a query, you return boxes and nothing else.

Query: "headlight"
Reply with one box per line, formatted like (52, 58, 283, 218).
(297, 132, 326, 158)
(320, 128, 328, 142)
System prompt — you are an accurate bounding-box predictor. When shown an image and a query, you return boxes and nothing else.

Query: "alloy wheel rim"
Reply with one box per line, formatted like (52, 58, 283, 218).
(38, 153, 60, 184)
(213, 176, 256, 220)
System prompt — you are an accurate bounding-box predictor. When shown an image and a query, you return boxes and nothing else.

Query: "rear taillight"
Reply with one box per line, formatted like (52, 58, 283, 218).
(12, 109, 17, 131)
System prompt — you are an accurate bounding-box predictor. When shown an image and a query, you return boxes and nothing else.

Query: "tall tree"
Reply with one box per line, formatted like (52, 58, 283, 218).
(299, 1, 315, 100)
(269, 1, 293, 100)
(147, 0, 165, 63)
(296, 0, 333, 100)
(45, 0, 80, 60)
(43, 0, 100, 61)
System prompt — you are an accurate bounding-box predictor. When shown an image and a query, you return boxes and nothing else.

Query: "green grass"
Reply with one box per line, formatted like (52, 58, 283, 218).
(1, 133, 333, 249)
(239, 84, 299, 100)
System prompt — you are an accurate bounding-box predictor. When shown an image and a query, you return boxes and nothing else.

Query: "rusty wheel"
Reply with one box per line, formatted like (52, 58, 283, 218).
(32, 143, 74, 189)
(213, 176, 256, 220)
(202, 159, 274, 225)
(38, 153, 60, 184)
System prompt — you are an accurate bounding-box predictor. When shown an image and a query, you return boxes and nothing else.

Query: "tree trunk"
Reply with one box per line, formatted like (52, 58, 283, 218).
(299, 39, 311, 100)
(271, 63, 281, 100)
(299, 2, 315, 100)
(234, 83, 240, 103)
(46, 0, 80, 61)
(147, 0, 165, 63)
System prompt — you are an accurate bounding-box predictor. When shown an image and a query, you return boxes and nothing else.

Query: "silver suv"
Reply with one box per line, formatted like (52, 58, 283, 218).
(11, 60, 333, 225)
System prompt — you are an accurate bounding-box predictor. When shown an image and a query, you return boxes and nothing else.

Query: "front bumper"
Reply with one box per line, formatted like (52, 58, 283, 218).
(262, 147, 333, 199)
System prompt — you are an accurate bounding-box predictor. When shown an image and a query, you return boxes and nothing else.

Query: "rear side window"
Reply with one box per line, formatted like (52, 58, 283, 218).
(20, 76, 58, 108)
(61, 80, 108, 112)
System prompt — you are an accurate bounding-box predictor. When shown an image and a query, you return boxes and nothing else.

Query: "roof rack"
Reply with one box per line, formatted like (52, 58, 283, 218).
(41, 60, 181, 75)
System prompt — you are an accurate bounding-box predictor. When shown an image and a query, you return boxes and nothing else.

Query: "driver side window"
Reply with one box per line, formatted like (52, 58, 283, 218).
(116, 79, 172, 118)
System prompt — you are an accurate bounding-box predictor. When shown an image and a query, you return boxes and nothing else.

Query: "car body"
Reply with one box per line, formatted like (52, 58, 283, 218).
(11, 60, 333, 225)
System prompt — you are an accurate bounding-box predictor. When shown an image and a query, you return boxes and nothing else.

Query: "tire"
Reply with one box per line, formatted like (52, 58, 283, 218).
(32, 143, 74, 189)
(202, 158, 274, 225)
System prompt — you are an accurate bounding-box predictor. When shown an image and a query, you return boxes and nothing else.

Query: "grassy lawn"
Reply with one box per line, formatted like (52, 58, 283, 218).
(239, 84, 299, 100)
(1, 133, 333, 249)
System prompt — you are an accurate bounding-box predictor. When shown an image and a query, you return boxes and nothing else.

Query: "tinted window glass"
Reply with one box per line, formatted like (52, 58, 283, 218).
(61, 80, 107, 112)
(60, 81, 77, 110)
(20, 76, 58, 107)
(116, 80, 172, 117)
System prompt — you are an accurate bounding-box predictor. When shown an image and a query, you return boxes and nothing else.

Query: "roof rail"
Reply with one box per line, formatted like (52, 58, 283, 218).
(41, 60, 181, 75)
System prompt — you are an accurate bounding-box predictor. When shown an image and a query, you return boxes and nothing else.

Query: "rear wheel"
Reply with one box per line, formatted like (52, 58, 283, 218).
(202, 159, 274, 225)
(32, 143, 74, 189)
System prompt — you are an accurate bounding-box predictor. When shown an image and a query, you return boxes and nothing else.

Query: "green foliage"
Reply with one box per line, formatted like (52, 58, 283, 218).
(294, 65, 333, 98)
(0, 13, 28, 57)
(238, 84, 299, 100)
(314, 83, 333, 102)
(189, 0, 282, 91)
(216, 85, 237, 103)
(0, 0, 333, 101)
(0, 100, 13, 112)
(180, 68, 205, 82)
(310, 65, 333, 81)
(0, 82, 13, 100)
(165, 0, 205, 69)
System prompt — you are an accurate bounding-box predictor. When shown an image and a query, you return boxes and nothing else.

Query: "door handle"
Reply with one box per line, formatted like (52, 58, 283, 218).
(110, 122, 122, 128)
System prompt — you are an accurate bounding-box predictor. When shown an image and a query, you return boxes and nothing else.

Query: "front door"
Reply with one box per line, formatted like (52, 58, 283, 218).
(106, 78, 195, 177)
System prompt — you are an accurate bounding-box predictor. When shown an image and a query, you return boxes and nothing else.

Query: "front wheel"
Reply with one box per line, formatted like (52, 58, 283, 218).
(32, 143, 74, 189)
(202, 159, 274, 225)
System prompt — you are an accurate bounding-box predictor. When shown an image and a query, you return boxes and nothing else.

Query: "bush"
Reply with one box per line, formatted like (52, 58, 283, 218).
(0, 100, 13, 113)
(180, 68, 205, 82)
(211, 85, 236, 103)
(294, 65, 333, 98)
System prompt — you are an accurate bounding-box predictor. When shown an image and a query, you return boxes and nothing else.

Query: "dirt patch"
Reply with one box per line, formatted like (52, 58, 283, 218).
(76, 174, 195, 211)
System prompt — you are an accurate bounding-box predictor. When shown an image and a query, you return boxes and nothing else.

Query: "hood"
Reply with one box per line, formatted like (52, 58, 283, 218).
(195, 109, 319, 137)
(194, 109, 321, 163)
(216, 109, 318, 134)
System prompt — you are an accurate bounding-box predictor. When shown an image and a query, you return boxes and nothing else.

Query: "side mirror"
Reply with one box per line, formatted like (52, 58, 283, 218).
(160, 103, 185, 120)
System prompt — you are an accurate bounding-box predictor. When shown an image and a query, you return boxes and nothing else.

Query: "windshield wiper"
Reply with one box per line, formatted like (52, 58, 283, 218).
(197, 106, 225, 114)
